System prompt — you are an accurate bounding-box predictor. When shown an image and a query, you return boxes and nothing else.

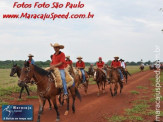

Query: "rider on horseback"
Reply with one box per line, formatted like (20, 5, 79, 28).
(50, 43, 68, 99)
(76, 56, 86, 84)
(96, 57, 105, 69)
(111, 56, 124, 83)
(28, 54, 35, 64)
(65, 56, 73, 68)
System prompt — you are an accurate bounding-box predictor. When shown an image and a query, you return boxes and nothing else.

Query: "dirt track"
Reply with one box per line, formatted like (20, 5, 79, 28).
(0, 71, 157, 122)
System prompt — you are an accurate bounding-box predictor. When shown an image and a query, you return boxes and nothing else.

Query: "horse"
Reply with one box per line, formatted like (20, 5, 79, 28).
(19, 61, 81, 122)
(119, 67, 131, 84)
(94, 68, 107, 96)
(140, 66, 144, 72)
(87, 66, 95, 77)
(10, 64, 52, 110)
(10, 64, 30, 99)
(66, 65, 89, 94)
(107, 68, 123, 97)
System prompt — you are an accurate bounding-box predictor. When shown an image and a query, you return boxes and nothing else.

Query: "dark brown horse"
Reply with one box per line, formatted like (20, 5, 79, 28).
(66, 65, 89, 94)
(88, 66, 95, 77)
(119, 67, 131, 84)
(140, 66, 144, 72)
(107, 68, 123, 97)
(10, 64, 52, 110)
(94, 68, 107, 96)
(10, 64, 30, 99)
(19, 62, 81, 122)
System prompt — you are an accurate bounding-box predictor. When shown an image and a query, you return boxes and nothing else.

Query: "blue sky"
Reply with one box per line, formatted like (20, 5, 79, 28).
(0, 0, 162, 62)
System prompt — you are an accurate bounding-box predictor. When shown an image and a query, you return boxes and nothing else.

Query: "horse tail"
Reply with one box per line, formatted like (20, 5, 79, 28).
(75, 87, 82, 102)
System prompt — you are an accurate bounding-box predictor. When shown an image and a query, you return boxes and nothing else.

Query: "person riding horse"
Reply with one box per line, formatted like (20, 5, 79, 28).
(50, 43, 68, 100)
(76, 56, 86, 85)
(27, 54, 35, 64)
(65, 56, 73, 68)
(111, 56, 124, 83)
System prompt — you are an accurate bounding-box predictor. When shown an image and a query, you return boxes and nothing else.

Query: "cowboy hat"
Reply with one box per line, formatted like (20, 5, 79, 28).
(66, 56, 70, 58)
(114, 56, 119, 59)
(77, 56, 83, 59)
(28, 54, 34, 57)
(50, 43, 64, 49)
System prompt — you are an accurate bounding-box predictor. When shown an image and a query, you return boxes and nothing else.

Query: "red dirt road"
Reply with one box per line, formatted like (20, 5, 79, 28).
(0, 70, 158, 122)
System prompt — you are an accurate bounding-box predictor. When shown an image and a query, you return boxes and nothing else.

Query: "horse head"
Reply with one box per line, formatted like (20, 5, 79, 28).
(18, 61, 33, 87)
(10, 64, 18, 77)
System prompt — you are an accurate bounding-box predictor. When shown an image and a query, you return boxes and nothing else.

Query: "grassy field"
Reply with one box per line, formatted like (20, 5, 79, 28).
(0, 66, 149, 107)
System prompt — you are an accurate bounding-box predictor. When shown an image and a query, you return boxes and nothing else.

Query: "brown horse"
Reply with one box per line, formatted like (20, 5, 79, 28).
(107, 68, 123, 97)
(19, 61, 81, 122)
(10, 64, 30, 99)
(94, 68, 107, 96)
(88, 66, 95, 77)
(140, 66, 144, 72)
(10, 64, 52, 110)
(66, 65, 89, 94)
(119, 67, 131, 84)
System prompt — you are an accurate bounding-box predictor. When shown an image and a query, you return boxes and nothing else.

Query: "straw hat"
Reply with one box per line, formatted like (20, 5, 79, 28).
(50, 43, 64, 49)
(114, 56, 119, 59)
(28, 54, 34, 57)
(77, 56, 83, 59)
(66, 56, 70, 58)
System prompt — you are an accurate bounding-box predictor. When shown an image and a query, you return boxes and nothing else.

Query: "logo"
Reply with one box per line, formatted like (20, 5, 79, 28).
(2, 105, 33, 121)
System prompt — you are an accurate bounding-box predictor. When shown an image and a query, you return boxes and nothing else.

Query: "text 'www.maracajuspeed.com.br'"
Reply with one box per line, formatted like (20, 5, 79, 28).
(3, 12, 94, 20)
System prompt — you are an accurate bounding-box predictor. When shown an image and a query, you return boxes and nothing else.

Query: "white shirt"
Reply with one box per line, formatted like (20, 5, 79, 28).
(121, 62, 126, 68)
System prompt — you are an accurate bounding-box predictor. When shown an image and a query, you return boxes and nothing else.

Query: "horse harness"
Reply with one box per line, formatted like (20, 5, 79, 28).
(24, 67, 55, 98)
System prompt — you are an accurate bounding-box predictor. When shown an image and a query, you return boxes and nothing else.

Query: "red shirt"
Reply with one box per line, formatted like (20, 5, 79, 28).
(111, 60, 121, 68)
(96, 61, 104, 68)
(65, 60, 73, 67)
(50, 51, 65, 69)
(76, 61, 85, 69)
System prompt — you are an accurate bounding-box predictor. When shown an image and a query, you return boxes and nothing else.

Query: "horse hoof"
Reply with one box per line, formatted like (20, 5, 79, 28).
(102, 90, 105, 94)
(56, 117, 60, 121)
(64, 110, 69, 116)
(97, 93, 100, 96)
(49, 107, 52, 110)
(37, 119, 40, 122)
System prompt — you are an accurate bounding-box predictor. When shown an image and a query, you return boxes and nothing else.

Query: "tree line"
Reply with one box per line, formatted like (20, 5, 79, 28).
(0, 60, 153, 69)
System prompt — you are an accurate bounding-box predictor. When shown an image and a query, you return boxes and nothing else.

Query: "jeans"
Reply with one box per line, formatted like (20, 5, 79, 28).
(117, 69, 123, 80)
(80, 69, 86, 83)
(59, 70, 68, 95)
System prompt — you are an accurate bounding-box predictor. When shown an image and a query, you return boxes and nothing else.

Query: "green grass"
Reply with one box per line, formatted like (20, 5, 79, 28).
(126, 66, 149, 75)
(128, 116, 144, 121)
(106, 115, 127, 122)
(130, 90, 140, 95)
(26, 96, 38, 99)
(0, 101, 8, 107)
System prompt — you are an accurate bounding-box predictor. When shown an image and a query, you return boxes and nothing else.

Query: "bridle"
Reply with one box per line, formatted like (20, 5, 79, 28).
(24, 66, 55, 98)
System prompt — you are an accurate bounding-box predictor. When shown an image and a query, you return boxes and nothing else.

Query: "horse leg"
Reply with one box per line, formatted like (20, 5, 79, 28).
(97, 82, 100, 96)
(19, 87, 24, 99)
(84, 80, 88, 94)
(119, 81, 123, 94)
(102, 81, 106, 94)
(24, 85, 30, 96)
(37, 96, 44, 122)
(110, 83, 113, 97)
(114, 83, 118, 96)
(51, 96, 60, 121)
(64, 96, 69, 116)
(47, 98, 52, 110)
(42, 98, 46, 112)
(69, 86, 76, 113)
(126, 73, 128, 84)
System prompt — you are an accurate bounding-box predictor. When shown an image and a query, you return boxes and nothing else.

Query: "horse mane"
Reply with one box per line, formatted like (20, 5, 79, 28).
(33, 65, 49, 76)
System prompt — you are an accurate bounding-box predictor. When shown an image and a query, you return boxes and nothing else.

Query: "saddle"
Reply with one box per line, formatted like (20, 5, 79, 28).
(45, 67, 74, 88)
